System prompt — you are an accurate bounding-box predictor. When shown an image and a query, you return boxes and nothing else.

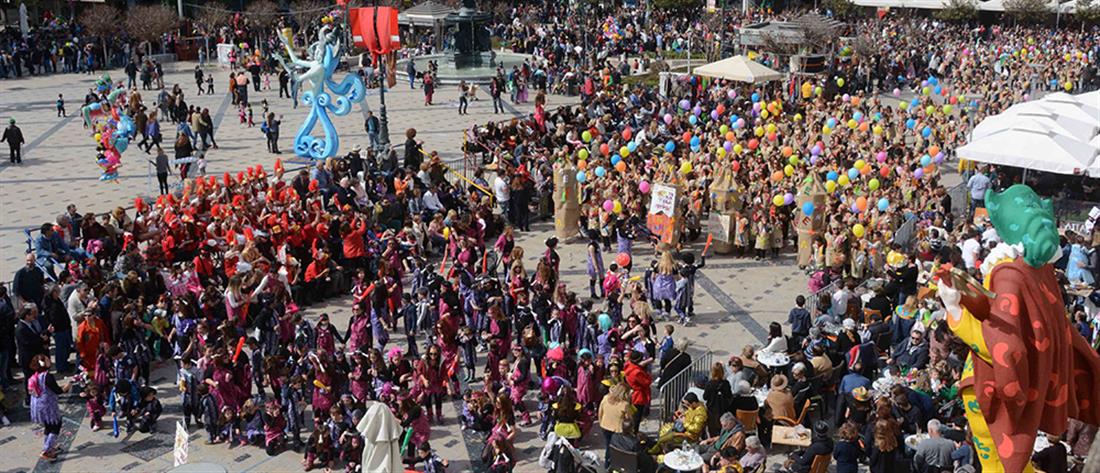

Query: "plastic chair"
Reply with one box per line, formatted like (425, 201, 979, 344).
(774, 399, 813, 427)
(809, 454, 832, 473)
(736, 409, 759, 432)
(608, 445, 637, 473)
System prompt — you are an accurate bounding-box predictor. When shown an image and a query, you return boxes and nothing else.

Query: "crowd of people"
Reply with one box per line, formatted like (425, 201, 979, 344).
(2, 2, 1100, 473)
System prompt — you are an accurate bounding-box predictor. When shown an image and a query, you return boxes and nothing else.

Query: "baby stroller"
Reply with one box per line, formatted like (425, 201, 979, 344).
(538, 432, 605, 473)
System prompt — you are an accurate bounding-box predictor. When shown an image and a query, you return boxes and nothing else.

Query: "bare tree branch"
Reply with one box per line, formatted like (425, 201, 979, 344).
(245, 0, 281, 30)
(80, 4, 121, 39)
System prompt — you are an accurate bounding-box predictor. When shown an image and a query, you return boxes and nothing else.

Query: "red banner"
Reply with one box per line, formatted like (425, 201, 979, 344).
(349, 7, 400, 57)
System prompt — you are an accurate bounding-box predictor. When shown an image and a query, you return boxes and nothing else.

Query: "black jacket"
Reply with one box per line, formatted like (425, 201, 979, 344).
(609, 433, 657, 473)
(2, 125, 25, 147)
(15, 319, 48, 368)
(793, 437, 835, 473)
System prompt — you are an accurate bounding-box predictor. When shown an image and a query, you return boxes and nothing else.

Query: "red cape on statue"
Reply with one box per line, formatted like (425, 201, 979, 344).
(962, 258, 1100, 473)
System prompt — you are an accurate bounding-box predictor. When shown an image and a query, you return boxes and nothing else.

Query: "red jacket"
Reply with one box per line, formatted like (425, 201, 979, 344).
(623, 361, 652, 406)
(342, 221, 367, 259)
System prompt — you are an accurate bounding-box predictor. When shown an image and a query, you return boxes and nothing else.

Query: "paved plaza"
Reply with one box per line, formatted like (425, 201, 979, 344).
(0, 63, 806, 472)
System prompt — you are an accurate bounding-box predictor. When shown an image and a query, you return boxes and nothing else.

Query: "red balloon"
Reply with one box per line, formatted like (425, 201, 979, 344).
(616, 253, 631, 267)
(879, 166, 891, 177)
(623, 128, 633, 141)
(683, 131, 693, 144)
(732, 161, 741, 172)
(716, 104, 726, 116)
(600, 143, 610, 156)
(748, 139, 760, 150)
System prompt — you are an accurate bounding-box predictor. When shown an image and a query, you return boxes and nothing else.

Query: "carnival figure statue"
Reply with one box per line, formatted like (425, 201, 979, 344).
(275, 22, 365, 160)
(936, 184, 1100, 473)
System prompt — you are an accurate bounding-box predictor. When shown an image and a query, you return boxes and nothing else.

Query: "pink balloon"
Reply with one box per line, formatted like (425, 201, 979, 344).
(603, 200, 614, 212)
(876, 151, 887, 163)
(663, 113, 673, 124)
(639, 181, 651, 193)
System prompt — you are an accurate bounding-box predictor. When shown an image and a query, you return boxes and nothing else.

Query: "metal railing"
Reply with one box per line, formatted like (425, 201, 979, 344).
(656, 350, 713, 422)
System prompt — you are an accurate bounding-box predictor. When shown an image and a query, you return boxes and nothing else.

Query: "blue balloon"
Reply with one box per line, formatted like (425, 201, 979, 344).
(611, 155, 621, 165)
(665, 141, 676, 153)
(730, 115, 739, 125)
(933, 86, 943, 95)
(751, 93, 760, 103)
(877, 198, 890, 212)
(905, 118, 917, 129)
(921, 126, 932, 138)
(826, 118, 838, 129)
(920, 154, 931, 167)
(910, 99, 920, 109)
(627, 141, 638, 153)
(928, 76, 939, 86)
(873, 113, 882, 122)
(826, 171, 839, 182)
(847, 168, 859, 180)
(595, 166, 606, 177)
(114, 139, 129, 153)
(690, 136, 701, 147)
(688, 115, 698, 125)
(802, 202, 815, 216)
(576, 171, 587, 183)
(853, 112, 863, 122)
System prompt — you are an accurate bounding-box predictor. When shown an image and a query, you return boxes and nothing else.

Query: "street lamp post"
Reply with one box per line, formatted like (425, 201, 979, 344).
(373, 1, 391, 152)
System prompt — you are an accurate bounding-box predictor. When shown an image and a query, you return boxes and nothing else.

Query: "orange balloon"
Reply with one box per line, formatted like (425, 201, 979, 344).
(781, 146, 793, 157)
(860, 165, 871, 175)
(856, 196, 868, 212)
(928, 145, 940, 156)
(851, 96, 861, 106)
(577, 160, 588, 170)
(725, 131, 735, 142)
(683, 132, 693, 144)
(858, 122, 870, 132)
(771, 171, 784, 182)
(615, 161, 627, 172)
(766, 132, 778, 142)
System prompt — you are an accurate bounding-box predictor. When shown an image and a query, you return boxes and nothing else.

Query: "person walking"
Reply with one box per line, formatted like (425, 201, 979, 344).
(264, 113, 282, 154)
(174, 133, 194, 180)
(27, 354, 72, 461)
(143, 112, 162, 153)
(2, 118, 25, 164)
(365, 111, 380, 151)
(490, 75, 504, 114)
(154, 146, 170, 194)
(278, 70, 290, 98)
(458, 80, 470, 115)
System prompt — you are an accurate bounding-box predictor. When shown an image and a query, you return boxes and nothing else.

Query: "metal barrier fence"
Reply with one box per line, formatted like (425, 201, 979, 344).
(805, 280, 839, 318)
(947, 182, 970, 216)
(657, 350, 713, 422)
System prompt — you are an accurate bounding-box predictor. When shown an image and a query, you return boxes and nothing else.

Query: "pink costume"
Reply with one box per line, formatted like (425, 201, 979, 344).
(576, 363, 596, 407)
(346, 314, 372, 353)
(312, 370, 335, 413)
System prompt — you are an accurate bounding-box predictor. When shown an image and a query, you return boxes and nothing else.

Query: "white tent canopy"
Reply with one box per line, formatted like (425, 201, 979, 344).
(959, 122, 1099, 175)
(692, 55, 784, 83)
(357, 401, 404, 473)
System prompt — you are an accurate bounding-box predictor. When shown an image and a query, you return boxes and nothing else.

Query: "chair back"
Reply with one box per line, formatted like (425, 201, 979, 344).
(735, 409, 758, 431)
(608, 445, 637, 473)
(809, 453, 831, 473)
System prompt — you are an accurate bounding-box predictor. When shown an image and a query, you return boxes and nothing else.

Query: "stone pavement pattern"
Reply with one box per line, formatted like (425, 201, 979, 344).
(0, 63, 806, 472)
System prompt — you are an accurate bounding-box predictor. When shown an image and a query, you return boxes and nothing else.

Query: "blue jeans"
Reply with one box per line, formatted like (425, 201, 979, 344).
(53, 331, 74, 372)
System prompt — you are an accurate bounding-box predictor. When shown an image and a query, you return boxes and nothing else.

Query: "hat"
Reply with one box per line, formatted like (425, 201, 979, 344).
(851, 386, 870, 402)
(770, 374, 789, 390)
(351, 144, 362, 153)
(8, 118, 14, 124)
(812, 421, 830, 437)
(693, 374, 708, 385)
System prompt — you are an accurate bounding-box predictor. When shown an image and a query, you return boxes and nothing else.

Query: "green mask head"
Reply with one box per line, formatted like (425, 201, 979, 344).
(985, 184, 1058, 268)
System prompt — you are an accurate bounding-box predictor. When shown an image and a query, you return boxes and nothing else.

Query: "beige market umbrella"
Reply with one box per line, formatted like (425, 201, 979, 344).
(692, 55, 784, 83)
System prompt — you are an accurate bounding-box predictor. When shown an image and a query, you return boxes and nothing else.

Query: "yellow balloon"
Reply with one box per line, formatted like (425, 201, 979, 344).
(443, 227, 451, 240)
(680, 161, 693, 174)
(766, 123, 777, 134)
(613, 200, 623, 213)
(899, 101, 909, 110)
(733, 144, 743, 154)
(838, 175, 850, 187)
(869, 178, 880, 191)
(717, 147, 727, 157)
(760, 109, 770, 119)
(773, 195, 785, 206)
(1064, 82, 1073, 91)
(94, 133, 102, 141)
(784, 164, 794, 176)
(873, 125, 883, 135)
(852, 223, 866, 238)
(794, 113, 803, 122)
(854, 159, 866, 170)
(823, 126, 832, 135)
(825, 181, 837, 193)
(847, 119, 858, 129)
(814, 86, 823, 96)
(754, 127, 765, 137)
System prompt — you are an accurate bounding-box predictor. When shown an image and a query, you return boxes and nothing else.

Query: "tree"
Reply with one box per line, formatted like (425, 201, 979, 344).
(824, 0, 859, 18)
(1004, 0, 1052, 22)
(125, 5, 179, 57)
(935, 0, 979, 21)
(195, 7, 230, 36)
(80, 5, 120, 69)
(291, 0, 328, 29)
(1076, 0, 1100, 24)
(245, 0, 281, 30)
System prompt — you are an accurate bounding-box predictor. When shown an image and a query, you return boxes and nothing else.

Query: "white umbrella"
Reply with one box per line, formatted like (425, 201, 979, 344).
(998, 101, 1098, 142)
(957, 123, 1099, 175)
(970, 114, 1076, 142)
(692, 55, 784, 83)
(1043, 91, 1100, 118)
(357, 401, 404, 473)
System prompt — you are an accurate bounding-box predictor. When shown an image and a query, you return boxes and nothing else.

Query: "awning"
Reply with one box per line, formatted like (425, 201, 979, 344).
(958, 122, 1099, 176)
(397, 0, 455, 27)
(692, 55, 784, 83)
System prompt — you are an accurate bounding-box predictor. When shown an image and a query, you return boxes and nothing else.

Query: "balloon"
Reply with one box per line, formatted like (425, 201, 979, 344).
(784, 164, 794, 176)
(802, 202, 815, 216)
(733, 144, 743, 154)
(692, 105, 702, 116)
(826, 118, 838, 129)
(911, 98, 920, 109)
(949, 96, 959, 105)
(94, 133, 102, 142)
(823, 126, 832, 135)
(720, 124, 729, 135)
(933, 85, 943, 95)
(847, 168, 859, 181)
(854, 159, 866, 170)
(688, 115, 698, 125)
(812, 145, 822, 156)
(754, 126, 764, 137)
(892, 88, 901, 96)
(789, 156, 800, 166)
(627, 141, 638, 153)
(710, 110, 719, 121)
(541, 377, 561, 395)
(920, 155, 932, 167)
(869, 178, 880, 191)
(766, 132, 778, 142)
(611, 155, 621, 166)
(922, 86, 931, 95)
(663, 113, 673, 124)
(616, 253, 631, 267)
(934, 152, 945, 164)
(942, 104, 953, 114)
(683, 132, 693, 144)
(905, 118, 916, 129)
(877, 198, 890, 212)
(748, 139, 759, 150)
(732, 161, 741, 172)
(623, 128, 633, 141)
(736, 118, 746, 129)
(760, 109, 769, 119)
(899, 101, 909, 110)
(765, 123, 777, 134)
(600, 143, 610, 156)
(724, 141, 733, 152)
(576, 171, 587, 183)
(680, 161, 693, 174)
(914, 168, 925, 179)
(578, 148, 589, 160)
(879, 166, 891, 177)
(665, 141, 676, 153)
(690, 136, 701, 147)
(826, 171, 839, 182)
(856, 196, 868, 212)
(852, 224, 866, 238)
(619, 146, 629, 158)
(679, 99, 691, 110)
(615, 161, 627, 172)
(926, 106, 935, 116)
(825, 181, 837, 193)
(814, 86, 823, 96)
(751, 92, 760, 103)
(873, 125, 883, 135)
(595, 166, 606, 177)
(773, 195, 785, 206)
(782, 146, 793, 157)
(612, 200, 623, 213)
(794, 113, 803, 122)
(727, 90, 737, 99)
(838, 175, 851, 187)
(784, 193, 795, 205)
(859, 122, 870, 133)
(716, 147, 727, 158)
(582, 130, 592, 142)
(603, 199, 614, 212)
(639, 181, 651, 193)
(921, 127, 932, 138)
(847, 119, 858, 129)
(836, 78, 845, 87)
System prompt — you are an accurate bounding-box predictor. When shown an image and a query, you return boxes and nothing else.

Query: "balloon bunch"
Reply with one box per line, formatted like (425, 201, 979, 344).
(81, 74, 136, 182)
